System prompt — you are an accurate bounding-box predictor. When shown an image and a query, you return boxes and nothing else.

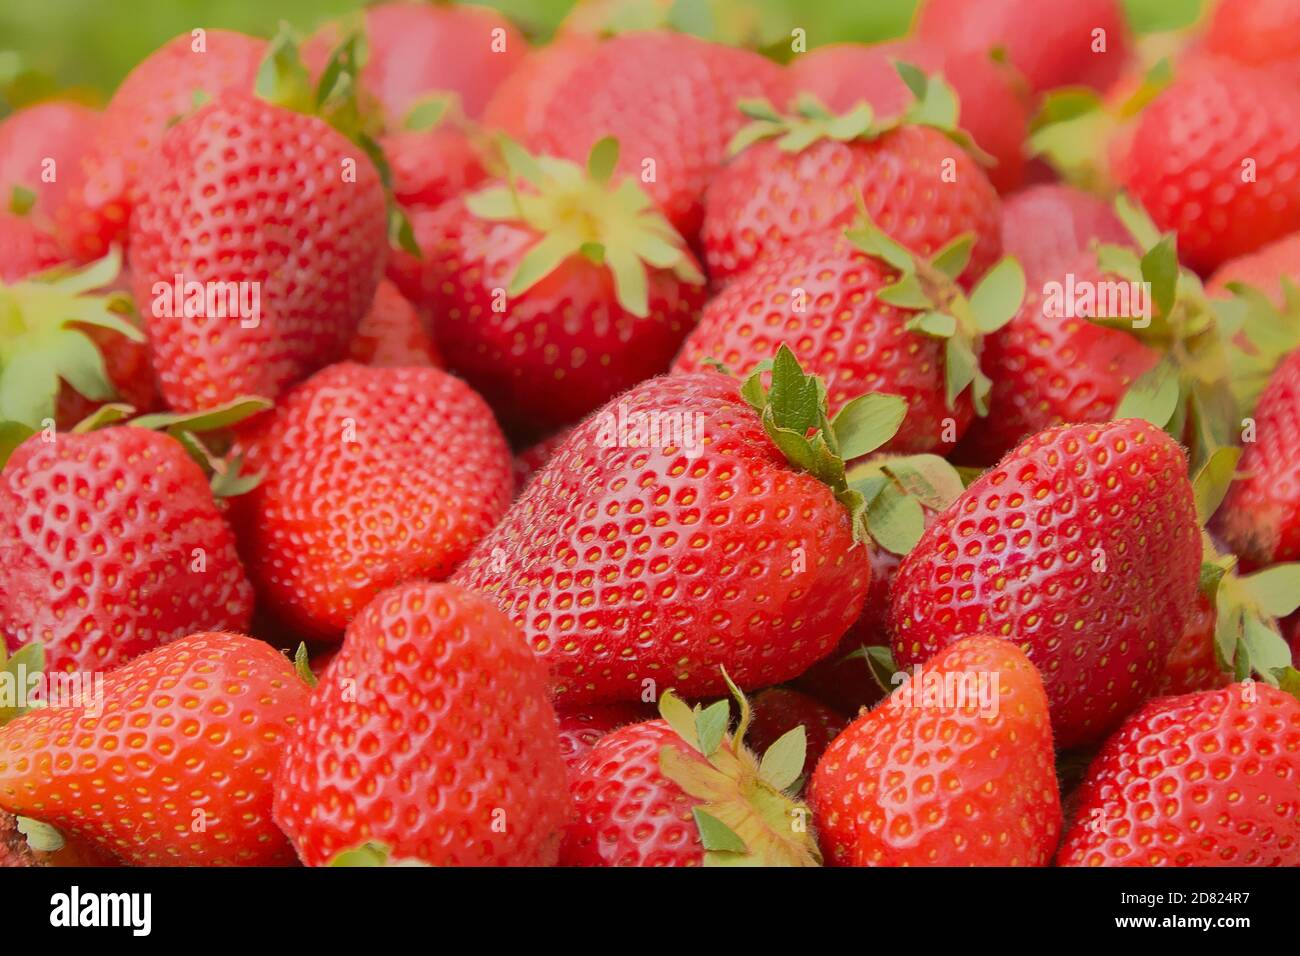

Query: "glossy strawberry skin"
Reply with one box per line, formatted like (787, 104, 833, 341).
(999, 184, 1132, 282)
(672, 230, 973, 455)
(915, 0, 1130, 94)
(561, 719, 704, 867)
(346, 279, 442, 368)
(231, 363, 512, 640)
(787, 40, 1029, 193)
(381, 126, 487, 211)
(513, 429, 572, 495)
(810, 636, 1061, 866)
(453, 372, 872, 705)
(701, 126, 1001, 286)
(0, 101, 100, 222)
(0, 632, 306, 866)
(1216, 350, 1300, 567)
(55, 30, 265, 262)
(0, 428, 253, 674)
(1059, 683, 1300, 866)
(274, 582, 571, 867)
(748, 688, 847, 780)
(891, 420, 1202, 749)
(556, 702, 654, 774)
(128, 94, 388, 411)
(527, 32, 787, 243)
(1118, 63, 1300, 273)
(394, 198, 707, 435)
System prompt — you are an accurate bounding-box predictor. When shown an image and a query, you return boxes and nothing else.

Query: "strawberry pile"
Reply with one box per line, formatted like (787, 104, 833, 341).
(3, 0, 1300, 870)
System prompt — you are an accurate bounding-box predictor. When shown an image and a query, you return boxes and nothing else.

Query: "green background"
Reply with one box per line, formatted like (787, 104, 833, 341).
(1, 0, 1205, 102)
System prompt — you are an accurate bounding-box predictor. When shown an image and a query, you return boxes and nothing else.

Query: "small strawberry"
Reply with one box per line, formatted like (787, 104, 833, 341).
(526, 31, 787, 243)
(0, 631, 308, 866)
(748, 688, 846, 780)
(273, 581, 571, 867)
(556, 702, 654, 773)
(127, 91, 388, 411)
(346, 279, 442, 368)
(398, 137, 706, 435)
(562, 682, 821, 866)
(810, 635, 1061, 866)
(890, 419, 1202, 749)
(914, 0, 1130, 94)
(702, 75, 1001, 286)
(380, 100, 487, 212)
(1058, 682, 1300, 866)
(231, 362, 512, 640)
(1158, 595, 1228, 697)
(0, 101, 100, 223)
(454, 348, 906, 704)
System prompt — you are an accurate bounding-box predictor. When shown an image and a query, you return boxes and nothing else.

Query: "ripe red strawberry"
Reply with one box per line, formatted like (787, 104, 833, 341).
(396, 138, 706, 435)
(55, 29, 266, 261)
(1, 424, 254, 675)
(526, 31, 786, 243)
(1208, 232, 1300, 307)
(274, 581, 571, 866)
(1059, 682, 1300, 866)
(915, 0, 1130, 94)
(891, 419, 1202, 749)
(562, 685, 821, 866)
(0, 631, 307, 866)
(701, 86, 1001, 286)
(512, 428, 573, 494)
(788, 41, 1029, 193)
(346, 279, 442, 368)
(453, 349, 904, 704)
(0, 101, 100, 223)
(1000, 184, 1132, 281)
(811, 636, 1061, 866)
(232, 362, 512, 639)
(380, 122, 487, 212)
(0, 209, 64, 282)
(1116, 61, 1300, 273)
(1202, 0, 1300, 69)
(304, 2, 526, 125)
(748, 688, 846, 780)
(127, 92, 388, 411)
(556, 702, 653, 773)
(1216, 350, 1300, 566)
(481, 37, 597, 143)
(1157, 595, 1230, 696)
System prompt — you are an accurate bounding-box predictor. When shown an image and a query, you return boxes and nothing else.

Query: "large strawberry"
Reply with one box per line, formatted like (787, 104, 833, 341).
(231, 362, 513, 639)
(127, 92, 388, 411)
(562, 683, 821, 866)
(0, 631, 307, 866)
(453, 348, 905, 704)
(55, 29, 266, 261)
(674, 221, 1025, 455)
(395, 138, 706, 435)
(702, 76, 1001, 286)
(0, 412, 258, 674)
(1059, 682, 1300, 866)
(273, 581, 571, 866)
(0, 101, 99, 224)
(810, 635, 1061, 866)
(914, 0, 1130, 94)
(890, 419, 1202, 749)
(525, 31, 786, 243)
(788, 41, 1029, 193)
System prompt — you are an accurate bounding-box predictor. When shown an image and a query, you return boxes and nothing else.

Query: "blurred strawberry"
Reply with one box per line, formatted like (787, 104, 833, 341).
(1202, 0, 1300, 69)
(1000, 184, 1131, 280)
(0, 101, 99, 223)
(346, 279, 442, 368)
(381, 123, 487, 212)
(0, 208, 64, 282)
(482, 37, 597, 143)
(1207, 232, 1300, 307)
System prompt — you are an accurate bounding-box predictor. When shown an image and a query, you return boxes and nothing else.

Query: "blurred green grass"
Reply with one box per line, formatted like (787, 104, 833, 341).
(0, 0, 1205, 102)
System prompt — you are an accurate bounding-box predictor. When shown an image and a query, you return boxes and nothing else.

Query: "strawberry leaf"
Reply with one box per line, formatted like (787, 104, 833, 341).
(0, 420, 35, 468)
(757, 726, 806, 793)
(1116, 357, 1180, 429)
(1192, 445, 1242, 525)
(865, 481, 927, 556)
(695, 699, 730, 757)
(969, 257, 1026, 333)
(830, 393, 907, 460)
(692, 807, 748, 854)
(1240, 565, 1300, 619)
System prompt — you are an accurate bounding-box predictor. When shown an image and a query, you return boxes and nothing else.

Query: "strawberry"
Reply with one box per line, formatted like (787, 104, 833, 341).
(512, 428, 572, 494)
(0, 419, 256, 674)
(0, 208, 64, 283)
(0, 809, 119, 867)
(748, 688, 846, 780)
(481, 37, 597, 143)
(397, 138, 706, 435)
(0, 101, 99, 223)
(562, 683, 821, 866)
(701, 79, 1002, 287)
(556, 701, 653, 773)
(890, 419, 1203, 749)
(127, 92, 388, 411)
(55, 29, 266, 262)
(273, 581, 571, 867)
(674, 223, 1026, 455)
(453, 348, 906, 704)
(1202, 0, 1300, 69)
(1058, 682, 1300, 866)
(346, 279, 442, 368)
(1208, 232, 1300, 308)
(0, 631, 307, 866)
(788, 41, 1029, 193)
(379, 96, 488, 212)
(914, 0, 1130, 94)
(1000, 184, 1132, 281)
(1158, 595, 1229, 697)
(304, 2, 526, 126)
(232, 362, 512, 639)
(526, 31, 787, 243)
(810, 636, 1060, 866)
(1116, 60, 1300, 273)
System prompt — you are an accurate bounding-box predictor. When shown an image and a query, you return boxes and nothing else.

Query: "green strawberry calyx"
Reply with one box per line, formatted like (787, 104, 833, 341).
(0, 642, 44, 728)
(0, 247, 142, 431)
(656, 671, 821, 867)
(1198, 543, 1300, 695)
(464, 136, 704, 318)
(729, 62, 993, 163)
(739, 344, 908, 544)
(846, 452, 967, 557)
(1213, 277, 1300, 421)
(328, 841, 432, 867)
(845, 211, 1026, 416)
